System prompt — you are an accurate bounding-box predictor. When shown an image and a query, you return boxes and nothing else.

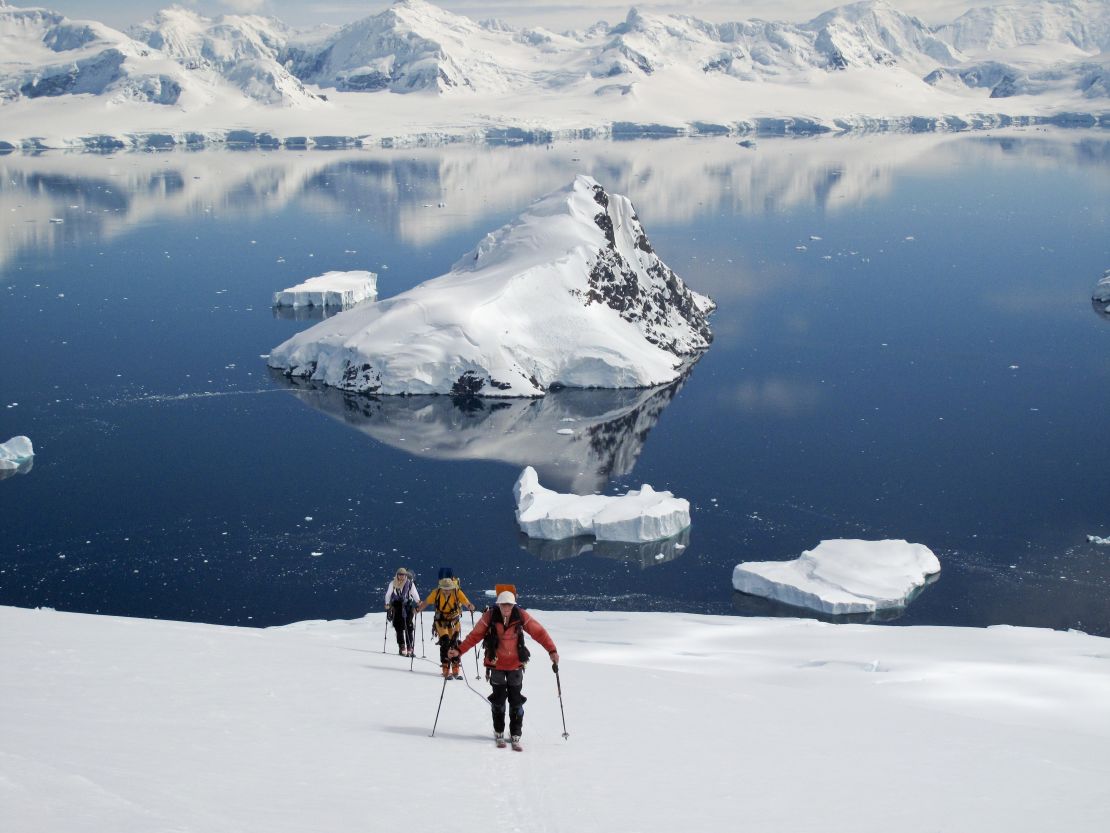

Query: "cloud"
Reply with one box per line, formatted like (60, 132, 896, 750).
(220, 0, 268, 13)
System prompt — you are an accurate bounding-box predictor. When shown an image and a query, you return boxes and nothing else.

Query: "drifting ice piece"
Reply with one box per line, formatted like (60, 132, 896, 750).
(1093, 269, 1110, 313)
(272, 271, 378, 309)
(514, 466, 690, 543)
(0, 435, 34, 477)
(732, 539, 941, 615)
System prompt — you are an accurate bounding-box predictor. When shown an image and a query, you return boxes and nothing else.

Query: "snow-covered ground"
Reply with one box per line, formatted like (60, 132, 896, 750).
(1, 0, 1108, 150)
(1094, 268, 1110, 312)
(2, 604, 1108, 831)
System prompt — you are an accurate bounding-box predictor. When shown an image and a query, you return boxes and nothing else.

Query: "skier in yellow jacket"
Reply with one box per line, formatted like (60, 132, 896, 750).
(416, 568, 475, 679)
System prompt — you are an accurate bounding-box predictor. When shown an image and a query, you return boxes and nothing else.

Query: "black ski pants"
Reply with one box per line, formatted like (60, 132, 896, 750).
(488, 669, 527, 736)
(390, 602, 415, 652)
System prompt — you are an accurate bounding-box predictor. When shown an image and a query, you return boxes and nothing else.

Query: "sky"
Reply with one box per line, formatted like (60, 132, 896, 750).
(24, 0, 1021, 32)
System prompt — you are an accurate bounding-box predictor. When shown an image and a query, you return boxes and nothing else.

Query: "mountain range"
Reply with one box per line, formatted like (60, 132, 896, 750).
(1, 0, 1107, 149)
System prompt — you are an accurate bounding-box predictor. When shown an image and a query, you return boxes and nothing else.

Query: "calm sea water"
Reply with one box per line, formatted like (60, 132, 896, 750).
(1, 133, 1108, 633)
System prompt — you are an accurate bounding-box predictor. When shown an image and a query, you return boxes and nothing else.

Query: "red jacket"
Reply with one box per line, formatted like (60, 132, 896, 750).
(457, 606, 556, 671)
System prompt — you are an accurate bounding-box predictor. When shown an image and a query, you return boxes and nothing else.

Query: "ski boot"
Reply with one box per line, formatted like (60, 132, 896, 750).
(510, 735, 523, 752)
(451, 661, 462, 680)
(495, 732, 507, 749)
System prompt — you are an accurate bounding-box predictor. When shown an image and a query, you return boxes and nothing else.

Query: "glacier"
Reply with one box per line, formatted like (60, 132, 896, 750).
(1, 0, 1109, 150)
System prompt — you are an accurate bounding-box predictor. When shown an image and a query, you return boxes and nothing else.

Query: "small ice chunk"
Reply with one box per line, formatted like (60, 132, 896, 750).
(0, 435, 34, 476)
(556, 428, 574, 435)
(273, 270, 378, 309)
(1088, 535, 1110, 546)
(1093, 269, 1110, 311)
(514, 466, 690, 543)
(732, 538, 941, 614)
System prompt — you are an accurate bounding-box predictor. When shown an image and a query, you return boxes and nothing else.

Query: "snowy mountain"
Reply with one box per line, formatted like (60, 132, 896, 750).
(269, 175, 715, 396)
(1, 0, 1108, 149)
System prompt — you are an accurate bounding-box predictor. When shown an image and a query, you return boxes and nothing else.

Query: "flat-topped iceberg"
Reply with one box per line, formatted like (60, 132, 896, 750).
(0, 435, 34, 478)
(732, 538, 941, 615)
(514, 465, 690, 543)
(268, 175, 714, 396)
(272, 271, 378, 309)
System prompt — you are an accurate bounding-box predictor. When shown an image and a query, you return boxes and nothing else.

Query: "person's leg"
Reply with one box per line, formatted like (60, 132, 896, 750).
(404, 610, 415, 654)
(488, 672, 508, 736)
(391, 603, 406, 653)
(449, 627, 462, 678)
(506, 670, 527, 738)
(438, 632, 450, 676)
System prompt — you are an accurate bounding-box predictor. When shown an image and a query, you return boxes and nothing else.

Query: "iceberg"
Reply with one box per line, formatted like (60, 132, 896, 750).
(268, 176, 714, 396)
(1093, 269, 1110, 315)
(272, 270, 378, 309)
(514, 465, 691, 543)
(0, 435, 34, 478)
(732, 538, 941, 615)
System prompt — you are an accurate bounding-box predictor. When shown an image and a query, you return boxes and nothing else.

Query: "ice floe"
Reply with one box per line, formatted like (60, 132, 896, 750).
(732, 538, 941, 615)
(514, 465, 690, 543)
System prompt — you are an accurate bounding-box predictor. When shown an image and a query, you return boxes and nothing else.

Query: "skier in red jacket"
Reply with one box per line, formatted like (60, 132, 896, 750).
(450, 589, 559, 750)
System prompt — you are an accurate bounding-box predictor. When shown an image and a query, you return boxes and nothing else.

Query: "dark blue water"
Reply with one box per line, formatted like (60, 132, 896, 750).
(2, 134, 1108, 632)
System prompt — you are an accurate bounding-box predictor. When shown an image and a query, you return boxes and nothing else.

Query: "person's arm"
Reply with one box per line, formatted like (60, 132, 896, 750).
(416, 589, 436, 613)
(451, 609, 491, 657)
(521, 611, 559, 665)
(407, 583, 420, 605)
(383, 585, 393, 608)
(458, 589, 475, 612)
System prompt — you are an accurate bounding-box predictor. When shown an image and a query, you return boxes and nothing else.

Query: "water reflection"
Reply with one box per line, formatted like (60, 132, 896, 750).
(0, 458, 33, 480)
(6, 133, 1107, 273)
(518, 527, 690, 569)
(272, 369, 692, 494)
(271, 304, 343, 321)
(730, 572, 940, 624)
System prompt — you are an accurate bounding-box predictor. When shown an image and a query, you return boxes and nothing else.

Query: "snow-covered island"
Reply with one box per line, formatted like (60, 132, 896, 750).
(733, 538, 942, 615)
(268, 175, 714, 396)
(272, 270, 378, 309)
(0, 434, 33, 478)
(1093, 268, 1110, 314)
(1, 0, 1109, 151)
(514, 465, 691, 542)
(3, 604, 1108, 831)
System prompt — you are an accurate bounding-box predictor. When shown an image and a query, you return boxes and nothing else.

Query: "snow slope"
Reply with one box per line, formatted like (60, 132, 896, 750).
(268, 175, 715, 396)
(1, 0, 1108, 150)
(2, 604, 1108, 832)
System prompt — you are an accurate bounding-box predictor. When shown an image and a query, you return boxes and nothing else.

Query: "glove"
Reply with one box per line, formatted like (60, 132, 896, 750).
(550, 651, 559, 671)
(385, 608, 394, 623)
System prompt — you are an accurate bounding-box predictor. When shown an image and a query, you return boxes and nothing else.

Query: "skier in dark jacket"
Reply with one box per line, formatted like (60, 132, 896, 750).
(384, 568, 419, 656)
(450, 589, 558, 749)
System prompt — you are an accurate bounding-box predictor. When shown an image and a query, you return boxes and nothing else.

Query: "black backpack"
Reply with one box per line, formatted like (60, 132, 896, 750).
(481, 605, 531, 667)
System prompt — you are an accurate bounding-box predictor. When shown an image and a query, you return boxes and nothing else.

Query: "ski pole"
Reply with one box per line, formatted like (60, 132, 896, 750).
(408, 609, 416, 672)
(382, 613, 389, 654)
(420, 611, 426, 658)
(430, 672, 449, 738)
(470, 609, 481, 679)
(553, 663, 569, 740)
